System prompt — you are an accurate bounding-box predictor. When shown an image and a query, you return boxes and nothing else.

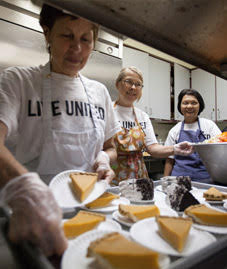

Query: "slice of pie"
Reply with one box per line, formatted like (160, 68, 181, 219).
(63, 210, 105, 238)
(156, 216, 192, 252)
(70, 172, 98, 202)
(185, 204, 227, 226)
(85, 192, 120, 209)
(87, 232, 159, 269)
(118, 204, 160, 222)
(203, 187, 227, 201)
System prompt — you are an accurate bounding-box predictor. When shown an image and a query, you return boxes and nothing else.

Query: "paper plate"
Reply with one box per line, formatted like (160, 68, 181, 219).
(61, 229, 170, 269)
(130, 217, 216, 256)
(49, 170, 108, 209)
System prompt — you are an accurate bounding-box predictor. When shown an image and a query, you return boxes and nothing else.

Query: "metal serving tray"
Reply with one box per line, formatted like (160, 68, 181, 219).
(154, 180, 227, 269)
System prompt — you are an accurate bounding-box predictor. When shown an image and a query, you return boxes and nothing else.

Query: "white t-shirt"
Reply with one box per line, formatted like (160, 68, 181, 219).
(0, 64, 120, 167)
(165, 118, 221, 158)
(113, 103, 157, 146)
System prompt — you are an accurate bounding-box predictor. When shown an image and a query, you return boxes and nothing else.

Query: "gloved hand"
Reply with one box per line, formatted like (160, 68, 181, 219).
(93, 151, 115, 184)
(0, 172, 68, 257)
(173, 141, 194, 156)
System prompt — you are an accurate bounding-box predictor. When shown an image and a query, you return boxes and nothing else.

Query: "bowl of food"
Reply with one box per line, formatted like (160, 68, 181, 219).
(193, 142, 227, 185)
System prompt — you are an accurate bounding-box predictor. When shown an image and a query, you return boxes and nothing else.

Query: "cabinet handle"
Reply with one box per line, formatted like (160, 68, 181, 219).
(210, 108, 215, 120)
(218, 108, 220, 120)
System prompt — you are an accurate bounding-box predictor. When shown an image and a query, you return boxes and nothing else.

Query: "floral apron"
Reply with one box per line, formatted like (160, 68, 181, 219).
(111, 103, 148, 185)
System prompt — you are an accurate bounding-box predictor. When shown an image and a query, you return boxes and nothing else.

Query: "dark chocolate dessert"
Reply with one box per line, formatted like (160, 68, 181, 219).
(119, 178, 154, 201)
(136, 178, 154, 200)
(176, 176, 192, 191)
(167, 183, 199, 211)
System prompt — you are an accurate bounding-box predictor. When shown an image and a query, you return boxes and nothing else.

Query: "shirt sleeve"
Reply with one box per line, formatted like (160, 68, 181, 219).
(0, 68, 21, 137)
(209, 121, 222, 137)
(143, 112, 157, 146)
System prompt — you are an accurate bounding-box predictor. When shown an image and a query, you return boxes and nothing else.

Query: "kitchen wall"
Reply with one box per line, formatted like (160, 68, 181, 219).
(152, 120, 227, 144)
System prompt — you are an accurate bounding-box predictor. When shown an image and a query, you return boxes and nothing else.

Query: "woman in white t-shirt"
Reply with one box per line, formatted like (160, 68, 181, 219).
(164, 89, 221, 183)
(0, 4, 120, 256)
(111, 66, 193, 185)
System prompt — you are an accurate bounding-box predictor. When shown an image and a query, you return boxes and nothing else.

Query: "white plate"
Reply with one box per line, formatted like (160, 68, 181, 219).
(224, 201, 227, 210)
(85, 197, 130, 213)
(192, 223, 227, 234)
(112, 206, 178, 228)
(130, 218, 216, 256)
(112, 210, 134, 227)
(49, 170, 109, 209)
(130, 198, 155, 204)
(155, 185, 198, 193)
(190, 189, 227, 205)
(61, 229, 170, 269)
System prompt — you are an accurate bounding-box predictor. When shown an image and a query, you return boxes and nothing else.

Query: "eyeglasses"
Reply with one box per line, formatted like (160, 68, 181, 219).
(122, 79, 143, 89)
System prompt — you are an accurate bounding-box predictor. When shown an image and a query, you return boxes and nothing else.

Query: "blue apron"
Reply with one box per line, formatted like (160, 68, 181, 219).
(171, 119, 212, 183)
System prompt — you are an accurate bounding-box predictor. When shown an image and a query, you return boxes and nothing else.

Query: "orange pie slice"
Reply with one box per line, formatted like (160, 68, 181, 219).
(87, 232, 159, 269)
(185, 204, 227, 226)
(63, 210, 105, 238)
(118, 204, 160, 222)
(85, 192, 120, 209)
(156, 216, 192, 252)
(70, 172, 98, 202)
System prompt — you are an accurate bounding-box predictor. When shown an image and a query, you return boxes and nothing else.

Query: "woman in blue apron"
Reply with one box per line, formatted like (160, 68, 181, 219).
(164, 89, 221, 183)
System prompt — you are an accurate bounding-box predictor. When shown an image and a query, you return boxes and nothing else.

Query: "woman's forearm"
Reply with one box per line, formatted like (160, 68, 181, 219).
(163, 158, 174, 176)
(0, 122, 28, 188)
(0, 145, 28, 188)
(146, 143, 174, 158)
(103, 137, 117, 163)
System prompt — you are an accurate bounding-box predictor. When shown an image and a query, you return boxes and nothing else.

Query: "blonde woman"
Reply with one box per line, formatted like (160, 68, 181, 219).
(112, 66, 193, 185)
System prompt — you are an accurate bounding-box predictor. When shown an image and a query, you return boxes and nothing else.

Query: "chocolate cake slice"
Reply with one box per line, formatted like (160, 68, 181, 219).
(167, 183, 199, 212)
(136, 178, 154, 200)
(176, 176, 192, 191)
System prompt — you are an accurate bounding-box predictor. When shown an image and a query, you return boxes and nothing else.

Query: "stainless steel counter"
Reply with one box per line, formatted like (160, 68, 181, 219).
(1, 181, 227, 269)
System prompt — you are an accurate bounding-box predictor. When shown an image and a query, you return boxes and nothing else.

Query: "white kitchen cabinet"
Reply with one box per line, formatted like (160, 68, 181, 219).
(216, 76, 227, 121)
(191, 69, 215, 120)
(122, 46, 150, 114)
(174, 63, 190, 120)
(148, 56, 171, 119)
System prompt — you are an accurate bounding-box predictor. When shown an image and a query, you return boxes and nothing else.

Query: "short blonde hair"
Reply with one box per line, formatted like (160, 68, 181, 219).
(116, 66, 143, 101)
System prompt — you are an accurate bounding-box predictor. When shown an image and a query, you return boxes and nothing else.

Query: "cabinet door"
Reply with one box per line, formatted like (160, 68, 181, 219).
(217, 76, 227, 120)
(148, 56, 171, 120)
(123, 46, 149, 113)
(174, 63, 190, 120)
(191, 69, 215, 120)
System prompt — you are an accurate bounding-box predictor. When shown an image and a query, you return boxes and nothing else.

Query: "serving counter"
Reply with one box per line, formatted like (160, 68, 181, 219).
(1, 181, 227, 269)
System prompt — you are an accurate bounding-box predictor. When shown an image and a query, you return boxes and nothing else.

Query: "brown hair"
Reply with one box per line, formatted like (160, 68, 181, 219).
(39, 4, 99, 42)
(116, 66, 144, 101)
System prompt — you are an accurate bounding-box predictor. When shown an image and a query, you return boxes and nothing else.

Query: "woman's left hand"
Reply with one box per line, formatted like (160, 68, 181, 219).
(93, 151, 115, 184)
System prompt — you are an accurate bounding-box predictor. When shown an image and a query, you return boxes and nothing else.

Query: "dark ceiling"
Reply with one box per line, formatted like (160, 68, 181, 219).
(33, 0, 227, 79)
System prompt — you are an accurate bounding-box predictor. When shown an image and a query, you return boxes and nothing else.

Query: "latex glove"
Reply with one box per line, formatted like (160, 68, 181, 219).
(0, 173, 68, 257)
(173, 141, 194, 156)
(93, 151, 115, 184)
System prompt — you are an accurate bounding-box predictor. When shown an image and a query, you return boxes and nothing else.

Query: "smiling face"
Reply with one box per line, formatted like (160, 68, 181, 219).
(181, 94, 200, 123)
(116, 69, 143, 107)
(44, 16, 94, 77)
